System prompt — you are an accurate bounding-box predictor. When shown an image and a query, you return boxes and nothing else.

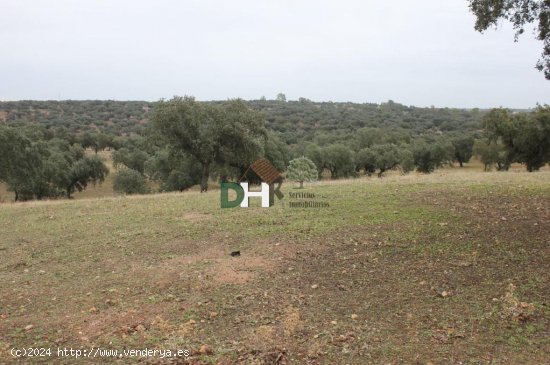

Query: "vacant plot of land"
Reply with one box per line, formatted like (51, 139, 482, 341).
(0, 170, 549, 364)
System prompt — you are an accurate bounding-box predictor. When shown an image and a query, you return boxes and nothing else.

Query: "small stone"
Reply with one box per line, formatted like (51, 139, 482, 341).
(331, 320, 338, 325)
(199, 344, 212, 355)
(188, 319, 196, 325)
(89, 307, 99, 314)
(209, 312, 218, 318)
(311, 284, 319, 289)
(136, 324, 146, 332)
(351, 314, 359, 320)
(25, 324, 34, 331)
(440, 291, 449, 298)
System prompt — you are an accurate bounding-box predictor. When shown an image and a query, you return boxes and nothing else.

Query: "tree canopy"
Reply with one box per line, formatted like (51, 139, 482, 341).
(286, 157, 318, 188)
(469, 0, 550, 79)
(0, 126, 109, 200)
(151, 96, 266, 192)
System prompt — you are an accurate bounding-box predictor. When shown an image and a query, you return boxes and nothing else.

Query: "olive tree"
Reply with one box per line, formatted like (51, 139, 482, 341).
(113, 168, 149, 195)
(286, 156, 318, 188)
(151, 96, 266, 192)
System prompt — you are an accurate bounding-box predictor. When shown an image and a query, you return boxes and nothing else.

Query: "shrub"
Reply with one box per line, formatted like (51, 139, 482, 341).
(113, 168, 149, 195)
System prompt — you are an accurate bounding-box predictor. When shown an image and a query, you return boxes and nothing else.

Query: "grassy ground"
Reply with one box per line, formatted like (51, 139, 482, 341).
(0, 169, 549, 364)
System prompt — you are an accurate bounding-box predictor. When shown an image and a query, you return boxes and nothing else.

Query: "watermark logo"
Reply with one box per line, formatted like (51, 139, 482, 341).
(221, 159, 284, 208)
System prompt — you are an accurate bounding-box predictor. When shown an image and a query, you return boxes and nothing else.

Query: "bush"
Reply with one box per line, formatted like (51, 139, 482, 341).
(287, 156, 318, 188)
(113, 168, 149, 195)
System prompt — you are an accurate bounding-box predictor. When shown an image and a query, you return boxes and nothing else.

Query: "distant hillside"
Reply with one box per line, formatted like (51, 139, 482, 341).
(0, 100, 151, 135)
(0, 99, 487, 143)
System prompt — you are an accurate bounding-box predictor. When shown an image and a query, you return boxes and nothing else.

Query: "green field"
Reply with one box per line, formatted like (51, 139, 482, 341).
(1, 169, 549, 364)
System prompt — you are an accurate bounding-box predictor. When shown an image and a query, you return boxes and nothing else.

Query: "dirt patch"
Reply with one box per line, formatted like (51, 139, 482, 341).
(212, 256, 272, 284)
(75, 303, 175, 342)
(182, 212, 212, 223)
(128, 239, 276, 291)
(282, 306, 302, 336)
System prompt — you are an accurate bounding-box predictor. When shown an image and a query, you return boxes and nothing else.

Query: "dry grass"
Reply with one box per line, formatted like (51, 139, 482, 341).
(0, 163, 549, 364)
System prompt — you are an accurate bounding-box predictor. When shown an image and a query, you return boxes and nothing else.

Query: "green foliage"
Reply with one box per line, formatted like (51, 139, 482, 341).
(413, 139, 455, 173)
(356, 144, 414, 177)
(354, 127, 411, 150)
(302, 143, 325, 177)
(514, 107, 550, 171)
(65, 155, 109, 198)
(0, 126, 34, 188)
(0, 100, 484, 144)
(0, 126, 109, 200)
(450, 133, 475, 167)
(78, 131, 99, 152)
(286, 157, 318, 188)
(145, 149, 202, 192)
(264, 132, 291, 172)
(481, 107, 550, 171)
(482, 108, 517, 170)
(97, 133, 116, 151)
(322, 144, 355, 179)
(276, 93, 287, 102)
(473, 140, 508, 171)
(355, 148, 377, 175)
(2, 99, 548, 188)
(112, 147, 150, 174)
(113, 168, 149, 195)
(399, 149, 416, 173)
(469, 0, 550, 79)
(151, 97, 266, 192)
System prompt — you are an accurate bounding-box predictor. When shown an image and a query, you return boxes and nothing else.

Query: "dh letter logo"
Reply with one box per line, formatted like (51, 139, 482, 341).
(220, 182, 271, 208)
(220, 182, 245, 208)
(220, 159, 284, 208)
(240, 182, 270, 208)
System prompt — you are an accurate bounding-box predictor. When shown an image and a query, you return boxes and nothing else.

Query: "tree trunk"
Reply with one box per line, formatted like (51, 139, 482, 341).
(200, 163, 210, 193)
(14, 189, 18, 202)
(377, 168, 385, 178)
(67, 187, 72, 199)
(299, 180, 304, 189)
(459, 160, 463, 167)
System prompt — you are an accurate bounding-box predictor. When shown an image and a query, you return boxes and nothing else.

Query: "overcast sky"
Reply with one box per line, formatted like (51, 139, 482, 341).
(1, 0, 548, 108)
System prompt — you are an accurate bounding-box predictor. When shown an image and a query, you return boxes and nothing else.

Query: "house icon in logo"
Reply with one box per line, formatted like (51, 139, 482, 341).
(221, 159, 284, 208)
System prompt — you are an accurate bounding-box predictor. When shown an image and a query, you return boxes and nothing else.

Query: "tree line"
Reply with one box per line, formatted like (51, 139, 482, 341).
(0, 97, 548, 201)
(0, 98, 486, 141)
